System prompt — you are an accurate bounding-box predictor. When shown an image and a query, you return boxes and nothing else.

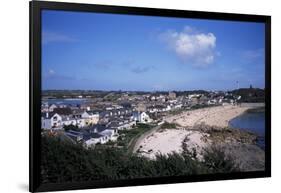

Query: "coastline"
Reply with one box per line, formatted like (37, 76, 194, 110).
(228, 107, 265, 150)
(164, 104, 251, 128)
(135, 104, 265, 171)
(228, 106, 265, 130)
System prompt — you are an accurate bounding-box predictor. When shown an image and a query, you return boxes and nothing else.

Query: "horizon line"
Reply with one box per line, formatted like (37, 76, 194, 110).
(42, 87, 264, 92)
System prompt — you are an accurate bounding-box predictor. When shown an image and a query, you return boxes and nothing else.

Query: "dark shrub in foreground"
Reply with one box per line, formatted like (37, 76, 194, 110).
(202, 146, 239, 173)
(41, 135, 238, 184)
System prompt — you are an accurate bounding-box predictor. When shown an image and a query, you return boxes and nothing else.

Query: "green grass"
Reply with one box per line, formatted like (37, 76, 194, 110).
(168, 108, 186, 115)
(116, 123, 154, 153)
(160, 122, 179, 130)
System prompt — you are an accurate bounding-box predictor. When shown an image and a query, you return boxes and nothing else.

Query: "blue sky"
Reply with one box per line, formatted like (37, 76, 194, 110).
(42, 10, 265, 91)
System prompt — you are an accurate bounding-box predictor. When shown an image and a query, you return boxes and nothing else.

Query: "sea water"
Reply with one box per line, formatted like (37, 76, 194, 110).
(42, 98, 89, 106)
(229, 111, 265, 149)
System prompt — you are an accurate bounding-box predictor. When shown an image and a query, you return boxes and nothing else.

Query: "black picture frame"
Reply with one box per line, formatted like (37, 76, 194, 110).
(30, 1, 271, 192)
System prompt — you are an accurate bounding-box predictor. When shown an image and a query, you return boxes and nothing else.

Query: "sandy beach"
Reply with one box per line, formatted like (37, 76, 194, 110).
(136, 105, 251, 159)
(164, 105, 250, 128)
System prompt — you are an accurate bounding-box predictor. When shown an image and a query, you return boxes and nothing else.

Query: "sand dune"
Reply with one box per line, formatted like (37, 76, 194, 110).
(137, 129, 209, 159)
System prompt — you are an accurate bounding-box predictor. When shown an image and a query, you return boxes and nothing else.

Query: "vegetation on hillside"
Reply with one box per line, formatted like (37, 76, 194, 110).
(231, 88, 265, 103)
(116, 123, 153, 153)
(41, 135, 239, 184)
(160, 122, 179, 130)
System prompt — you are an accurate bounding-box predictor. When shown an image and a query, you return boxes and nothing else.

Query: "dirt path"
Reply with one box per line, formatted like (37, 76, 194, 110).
(131, 125, 161, 153)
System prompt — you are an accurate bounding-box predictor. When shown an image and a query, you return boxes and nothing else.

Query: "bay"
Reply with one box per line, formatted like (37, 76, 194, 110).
(229, 111, 265, 149)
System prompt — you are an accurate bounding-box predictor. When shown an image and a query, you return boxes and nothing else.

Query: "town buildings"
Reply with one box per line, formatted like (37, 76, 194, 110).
(41, 90, 240, 148)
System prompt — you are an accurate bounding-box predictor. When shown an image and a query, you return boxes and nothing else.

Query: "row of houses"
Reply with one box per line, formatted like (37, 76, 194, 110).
(41, 111, 99, 130)
(41, 106, 151, 130)
(63, 112, 150, 147)
(42, 106, 154, 148)
(65, 124, 119, 147)
(63, 112, 152, 147)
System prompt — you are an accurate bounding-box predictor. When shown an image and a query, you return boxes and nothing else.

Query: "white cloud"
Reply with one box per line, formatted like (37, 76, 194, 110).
(160, 26, 217, 67)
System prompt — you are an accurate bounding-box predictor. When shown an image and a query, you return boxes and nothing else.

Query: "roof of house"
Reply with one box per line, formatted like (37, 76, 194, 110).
(53, 107, 73, 115)
(108, 122, 122, 128)
(90, 133, 104, 139)
(65, 129, 106, 142)
(65, 132, 79, 142)
(84, 111, 99, 116)
(67, 130, 85, 135)
(71, 109, 85, 114)
(61, 115, 77, 121)
(85, 124, 111, 133)
(65, 130, 86, 141)
(82, 133, 92, 141)
(41, 112, 58, 119)
(99, 130, 113, 137)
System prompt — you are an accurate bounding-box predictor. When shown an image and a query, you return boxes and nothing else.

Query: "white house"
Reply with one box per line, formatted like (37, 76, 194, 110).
(65, 130, 109, 148)
(99, 129, 118, 142)
(133, 111, 151, 123)
(41, 113, 62, 129)
(81, 111, 99, 125)
(61, 116, 77, 127)
(60, 116, 87, 128)
(208, 99, 217, 105)
(76, 118, 86, 128)
(173, 103, 183, 109)
(84, 133, 109, 147)
(88, 124, 119, 141)
(109, 119, 136, 131)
